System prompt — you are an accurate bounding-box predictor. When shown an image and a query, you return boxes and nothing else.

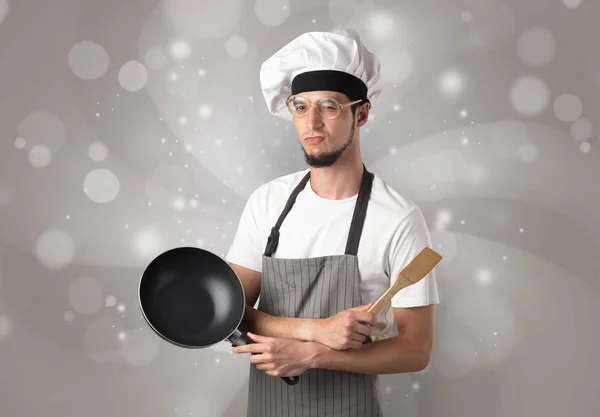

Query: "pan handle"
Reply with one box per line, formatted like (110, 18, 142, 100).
(229, 329, 300, 386)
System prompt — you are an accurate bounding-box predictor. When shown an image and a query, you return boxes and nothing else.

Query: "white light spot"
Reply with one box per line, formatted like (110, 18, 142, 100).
(144, 47, 167, 70)
(15, 137, 26, 149)
(364, 10, 397, 42)
(412, 382, 420, 391)
(0, 0, 9, 25)
(255, 0, 291, 27)
(0, 314, 14, 340)
(225, 35, 248, 57)
(64, 311, 75, 322)
(173, 198, 186, 211)
(459, 109, 468, 118)
(438, 71, 464, 98)
(198, 104, 213, 120)
(169, 39, 191, 60)
(118, 61, 148, 92)
(84, 169, 120, 204)
(28, 145, 52, 168)
(68, 41, 110, 80)
(475, 268, 494, 286)
(35, 229, 76, 269)
(68, 277, 104, 315)
(581, 142, 591, 153)
(553, 94, 583, 122)
(461, 11, 473, 22)
(518, 142, 538, 162)
(88, 142, 109, 162)
(465, 165, 487, 185)
(105, 295, 117, 307)
(117, 304, 126, 313)
(163, 0, 243, 40)
(570, 118, 593, 141)
(509, 76, 550, 116)
(435, 209, 453, 230)
(132, 226, 164, 260)
(17, 111, 67, 152)
(392, 104, 402, 112)
(516, 27, 556, 66)
(564, 0, 583, 9)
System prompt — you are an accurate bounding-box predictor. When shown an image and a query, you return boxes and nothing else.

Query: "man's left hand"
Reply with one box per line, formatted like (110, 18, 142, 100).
(233, 332, 328, 378)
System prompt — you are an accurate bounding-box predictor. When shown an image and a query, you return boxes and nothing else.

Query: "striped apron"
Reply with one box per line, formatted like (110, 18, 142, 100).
(246, 164, 384, 417)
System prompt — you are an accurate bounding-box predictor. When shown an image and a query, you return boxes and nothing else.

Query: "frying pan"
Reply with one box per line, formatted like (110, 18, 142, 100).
(138, 246, 300, 386)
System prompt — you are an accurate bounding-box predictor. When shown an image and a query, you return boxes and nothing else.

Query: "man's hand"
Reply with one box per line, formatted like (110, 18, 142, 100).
(233, 332, 328, 378)
(312, 302, 378, 350)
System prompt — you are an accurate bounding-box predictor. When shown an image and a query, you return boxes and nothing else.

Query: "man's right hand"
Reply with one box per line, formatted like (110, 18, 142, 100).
(312, 302, 378, 350)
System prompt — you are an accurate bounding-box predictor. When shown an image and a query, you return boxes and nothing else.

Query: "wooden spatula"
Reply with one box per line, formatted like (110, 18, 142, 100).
(368, 247, 443, 315)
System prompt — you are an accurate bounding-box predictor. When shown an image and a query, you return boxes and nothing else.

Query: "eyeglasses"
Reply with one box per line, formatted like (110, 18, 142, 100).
(285, 95, 363, 119)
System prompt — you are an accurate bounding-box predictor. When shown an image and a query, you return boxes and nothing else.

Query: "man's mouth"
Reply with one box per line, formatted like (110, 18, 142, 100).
(305, 136, 324, 144)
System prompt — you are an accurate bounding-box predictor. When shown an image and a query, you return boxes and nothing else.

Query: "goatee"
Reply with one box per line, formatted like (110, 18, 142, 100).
(302, 123, 355, 168)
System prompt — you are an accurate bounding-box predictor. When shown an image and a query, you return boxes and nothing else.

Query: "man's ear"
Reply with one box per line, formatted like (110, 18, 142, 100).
(356, 103, 370, 127)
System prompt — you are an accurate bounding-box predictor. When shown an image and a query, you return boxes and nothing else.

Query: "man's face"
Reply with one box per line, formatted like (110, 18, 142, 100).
(291, 90, 358, 168)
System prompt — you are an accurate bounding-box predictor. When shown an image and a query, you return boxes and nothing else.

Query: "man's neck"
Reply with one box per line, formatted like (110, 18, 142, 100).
(308, 154, 364, 200)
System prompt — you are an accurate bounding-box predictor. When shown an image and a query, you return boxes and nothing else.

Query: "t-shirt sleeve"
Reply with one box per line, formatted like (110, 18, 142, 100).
(387, 206, 440, 308)
(225, 189, 264, 273)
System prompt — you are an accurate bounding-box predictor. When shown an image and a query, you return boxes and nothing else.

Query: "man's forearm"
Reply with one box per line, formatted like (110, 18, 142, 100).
(241, 305, 318, 342)
(311, 335, 430, 375)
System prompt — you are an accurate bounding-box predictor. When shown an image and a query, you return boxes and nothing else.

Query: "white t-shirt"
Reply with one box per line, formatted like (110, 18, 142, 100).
(226, 168, 440, 340)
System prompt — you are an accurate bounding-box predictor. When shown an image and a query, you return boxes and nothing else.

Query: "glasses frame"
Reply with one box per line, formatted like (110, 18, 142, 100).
(285, 95, 364, 119)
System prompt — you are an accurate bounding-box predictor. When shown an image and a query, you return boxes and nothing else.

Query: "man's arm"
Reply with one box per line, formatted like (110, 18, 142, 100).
(230, 262, 317, 342)
(310, 304, 435, 374)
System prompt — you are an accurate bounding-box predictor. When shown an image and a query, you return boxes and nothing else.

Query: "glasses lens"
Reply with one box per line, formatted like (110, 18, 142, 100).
(316, 98, 340, 119)
(288, 96, 309, 116)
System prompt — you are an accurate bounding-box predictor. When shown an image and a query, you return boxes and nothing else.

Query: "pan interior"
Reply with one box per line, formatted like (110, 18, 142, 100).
(140, 247, 245, 347)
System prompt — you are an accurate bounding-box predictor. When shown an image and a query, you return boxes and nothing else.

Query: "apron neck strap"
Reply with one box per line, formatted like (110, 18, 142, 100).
(264, 164, 374, 257)
(344, 165, 374, 256)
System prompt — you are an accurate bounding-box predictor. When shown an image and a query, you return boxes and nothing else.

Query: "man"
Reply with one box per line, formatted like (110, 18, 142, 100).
(227, 29, 439, 417)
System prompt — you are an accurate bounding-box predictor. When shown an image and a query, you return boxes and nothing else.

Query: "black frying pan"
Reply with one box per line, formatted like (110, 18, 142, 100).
(138, 246, 300, 386)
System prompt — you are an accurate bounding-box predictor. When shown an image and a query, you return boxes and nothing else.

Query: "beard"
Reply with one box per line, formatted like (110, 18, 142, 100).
(302, 122, 355, 168)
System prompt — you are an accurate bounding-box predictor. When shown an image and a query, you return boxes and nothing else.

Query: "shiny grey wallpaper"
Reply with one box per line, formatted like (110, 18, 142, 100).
(1, 0, 599, 416)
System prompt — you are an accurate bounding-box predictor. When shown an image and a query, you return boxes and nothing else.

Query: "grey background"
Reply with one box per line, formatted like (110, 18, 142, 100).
(1, 0, 599, 416)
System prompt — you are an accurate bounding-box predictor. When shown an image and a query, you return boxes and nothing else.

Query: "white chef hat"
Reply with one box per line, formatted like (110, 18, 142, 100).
(259, 29, 383, 121)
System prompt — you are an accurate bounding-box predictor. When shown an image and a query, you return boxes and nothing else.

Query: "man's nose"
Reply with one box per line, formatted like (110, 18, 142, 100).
(305, 106, 324, 130)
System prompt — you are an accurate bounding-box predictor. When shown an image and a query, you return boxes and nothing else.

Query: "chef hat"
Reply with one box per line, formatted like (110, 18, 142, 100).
(259, 29, 383, 121)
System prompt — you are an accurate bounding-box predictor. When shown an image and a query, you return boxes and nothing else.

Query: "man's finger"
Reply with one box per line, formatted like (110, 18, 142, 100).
(356, 312, 378, 326)
(247, 332, 271, 342)
(350, 340, 363, 349)
(354, 323, 372, 336)
(249, 353, 272, 364)
(234, 343, 265, 354)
